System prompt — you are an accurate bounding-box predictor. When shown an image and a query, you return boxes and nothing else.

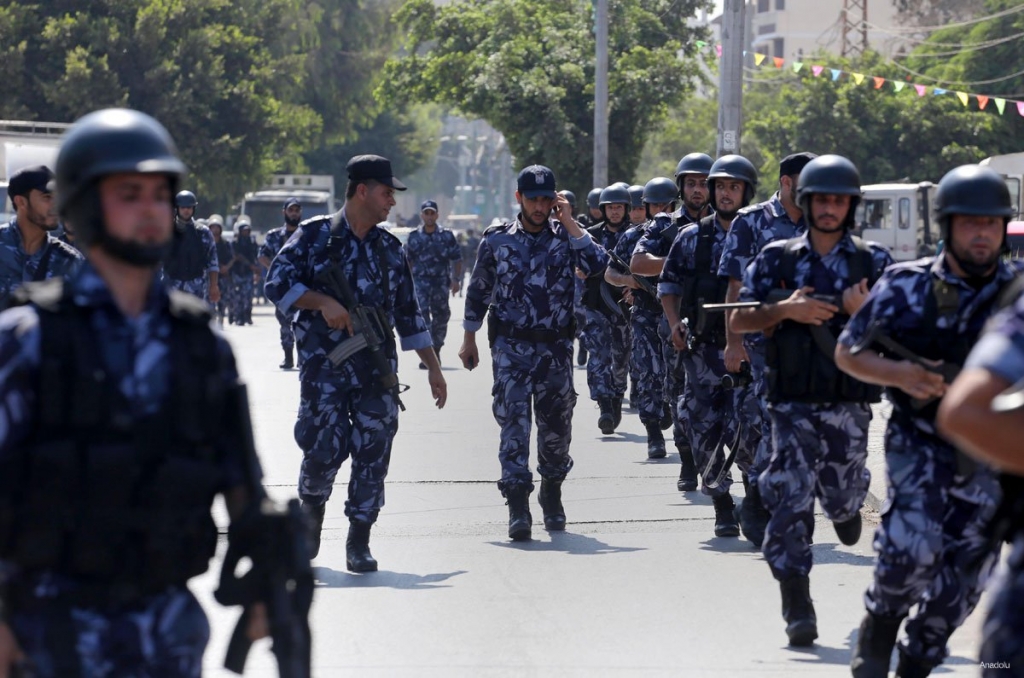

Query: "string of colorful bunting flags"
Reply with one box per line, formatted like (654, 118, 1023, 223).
(695, 40, 1024, 117)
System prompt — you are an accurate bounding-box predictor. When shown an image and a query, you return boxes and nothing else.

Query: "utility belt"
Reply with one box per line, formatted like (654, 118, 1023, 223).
(488, 315, 576, 347)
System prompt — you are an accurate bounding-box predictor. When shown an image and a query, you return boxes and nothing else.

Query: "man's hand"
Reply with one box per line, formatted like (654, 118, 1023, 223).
(450, 279, 461, 296)
(779, 287, 838, 325)
(894, 359, 947, 401)
(0, 622, 26, 678)
(724, 339, 749, 373)
(428, 367, 447, 408)
(319, 297, 354, 334)
(459, 336, 480, 370)
(842, 278, 870, 316)
(575, 267, 587, 280)
(671, 321, 689, 351)
(245, 602, 270, 641)
(209, 284, 221, 304)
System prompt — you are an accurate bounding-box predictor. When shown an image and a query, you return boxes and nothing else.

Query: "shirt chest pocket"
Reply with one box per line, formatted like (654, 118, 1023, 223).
(495, 243, 527, 299)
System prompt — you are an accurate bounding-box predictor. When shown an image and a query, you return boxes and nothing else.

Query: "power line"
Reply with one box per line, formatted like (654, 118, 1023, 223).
(887, 58, 1024, 93)
(888, 30, 1024, 58)
(866, 20, 1024, 49)
(864, 2, 1024, 34)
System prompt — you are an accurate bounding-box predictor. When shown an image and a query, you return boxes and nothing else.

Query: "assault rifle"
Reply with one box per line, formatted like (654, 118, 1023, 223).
(606, 250, 658, 299)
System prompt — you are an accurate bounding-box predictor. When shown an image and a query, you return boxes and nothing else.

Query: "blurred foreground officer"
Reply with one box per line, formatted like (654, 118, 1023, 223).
(260, 198, 304, 369)
(0, 166, 82, 308)
(265, 155, 446, 571)
(731, 155, 892, 647)
(837, 165, 1019, 677)
(163, 189, 219, 305)
(940, 278, 1024, 678)
(460, 165, 608, 541)
(405, 199, 463, 365)
(0, 108, 311, 677)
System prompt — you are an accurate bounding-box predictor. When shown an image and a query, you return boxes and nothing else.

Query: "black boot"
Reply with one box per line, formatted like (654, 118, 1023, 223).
(612, 396, 623, 428)
(895, 649, 934, 678)
(538, 478, 566, 531)
(712, 494, 740, 537)
(280, 346, 294, 370)
(659, 403, 673, 431)
(577, 343, 588, 366)
(505, 486, 533, 541)
(850, 611, 904, 677)
(738, 482, 770, 548)
(598, 397, 616, 435)
(779, 575, 818, 647)
(301, 500, 326, 559)
(677, 444, 698, 492)
(345, 520, 378, 572)
(834, 512, 863, 546)
(645, 423, 666, 459)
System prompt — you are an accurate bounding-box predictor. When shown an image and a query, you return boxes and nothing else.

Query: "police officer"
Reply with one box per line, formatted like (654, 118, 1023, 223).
(659, 156, 765, 537)
(208, 214, 233, 325)
(163, 189, 219, 305)
(583, 183, 632, 433)
(578, 187, 604, 229)
(939, 279, 1024, 678)
(459, 165, 607, 540)
(631, 152, 715, 492)
(627, 184, 647, 226)
(0, 108, 289, 677)
(230, 215, 259, 325)
(717, 151, 817, 547)
(0, 166, 82, 308)
(605, 177, 677, 459)
(729, 155, 892, 646)
(405, 199, 463, 366)
(265, 154, 446, 571)
(259, 197, 303, 369)
(837, 164, 1018, 676)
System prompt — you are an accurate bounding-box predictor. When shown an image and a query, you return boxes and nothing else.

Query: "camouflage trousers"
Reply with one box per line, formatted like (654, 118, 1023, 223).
(583, 306, 630, 401)
(215, 275, 231, 322)
(10, 587, 207, 678)
(981, 533, 1024, 676)
(741, 344, 770, 489)
(294, 380, 400, 523)
(166, 274, 210, 305)
(680, 343, 759, 498)
(491, 337, 576, 495)
(276, 307, 295, 351)
(865, 421, 1001, 666)
(760, 401, 872, 580)
(574, 277, 587, 343)
(230, 271, 254, 321)
(414, 277, 452, 351)
(629, 307, 667, 426)
(660, 317, 690, 447)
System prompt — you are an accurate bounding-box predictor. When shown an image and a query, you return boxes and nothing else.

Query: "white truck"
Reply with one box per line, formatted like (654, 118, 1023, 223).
(981, 152, 1024, 217)
(856, 182, 941, 262)
(0, 120, 67, 224)
(238, 174, 337, 238)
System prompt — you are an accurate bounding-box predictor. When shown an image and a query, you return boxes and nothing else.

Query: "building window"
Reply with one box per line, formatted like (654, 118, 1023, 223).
(776, 0, 785, 9)
(773, 37, 785, 58)
(758, 0, 770, 12)
(758, 23, 776, 35)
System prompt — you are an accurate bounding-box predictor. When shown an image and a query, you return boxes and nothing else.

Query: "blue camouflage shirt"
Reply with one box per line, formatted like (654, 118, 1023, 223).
(258, 224, 298, 263)
(839, 254, 1023, 435)
(264, 209, 431, 386)
(633, 210, 701, 260)
(658, 217, 731, 298)
(717, 193, 805, 281)
(965, 285, 1024, 383)
(613, 221, 660, 312)
(0, 220, 83, 308)
(405, 225, 462, 284)
(464, 216, 608, 335)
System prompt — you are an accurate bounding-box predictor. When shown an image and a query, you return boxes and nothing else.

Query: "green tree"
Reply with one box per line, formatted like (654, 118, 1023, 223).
(379, 0, 710, 199)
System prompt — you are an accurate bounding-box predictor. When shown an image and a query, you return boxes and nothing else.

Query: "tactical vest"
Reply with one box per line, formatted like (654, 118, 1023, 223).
(582, 223, 625, 315)
(766, 236, 883, 404)
(680, 217, 729, 347)
(163, 222, 207, 281)
(0, 279, 227, 605)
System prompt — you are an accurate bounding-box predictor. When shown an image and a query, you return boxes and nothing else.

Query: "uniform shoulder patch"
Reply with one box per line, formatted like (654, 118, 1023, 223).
(51, 239, 83, 261)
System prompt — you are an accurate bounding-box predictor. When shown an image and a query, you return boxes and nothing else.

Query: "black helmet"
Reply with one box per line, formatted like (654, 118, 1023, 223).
(707, 154, 758, 208)
(628, 185, 645, 209)
(935, 165, 1015, 222)
(558, 190, 577, 211)
(796, 154, 862, 211)
(55, 108, 187, 250)
(587, 188, 603, 210)
(674, 153, 714, 179)
(599, 183, 631, 206)
(174, 190, 198, 209)
(643, 177, 679, 205)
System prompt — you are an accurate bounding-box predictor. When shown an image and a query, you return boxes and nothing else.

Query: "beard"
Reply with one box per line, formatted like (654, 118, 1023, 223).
(285, 216, 301, 227)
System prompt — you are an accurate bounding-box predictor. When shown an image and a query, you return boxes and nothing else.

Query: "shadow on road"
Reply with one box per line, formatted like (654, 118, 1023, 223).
(813, 543, 877, 567)
(698, 537, 762, 555)
(313, 566, 467, 590)
(787, 641, 852, 666)
(488, 531, 645, 556)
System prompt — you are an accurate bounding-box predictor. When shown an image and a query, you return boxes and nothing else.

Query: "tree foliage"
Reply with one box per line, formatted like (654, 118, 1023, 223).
(380, 0, 710, 198)
(892, 0, 986, 26)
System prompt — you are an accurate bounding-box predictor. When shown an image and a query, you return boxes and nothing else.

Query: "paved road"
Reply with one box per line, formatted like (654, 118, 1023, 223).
(193, 295, 990, 677)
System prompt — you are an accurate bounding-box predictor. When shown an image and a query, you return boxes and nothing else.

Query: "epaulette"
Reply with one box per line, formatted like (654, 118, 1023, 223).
(483, 221, 509, 236)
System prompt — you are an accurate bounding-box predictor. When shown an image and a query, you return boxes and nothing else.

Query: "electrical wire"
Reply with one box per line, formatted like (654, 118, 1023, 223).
(864, 20, 1024, 49)
(887, 58, 1024, 95)
(888, 30, 1024, 58)
(862, 2, 1024, 34)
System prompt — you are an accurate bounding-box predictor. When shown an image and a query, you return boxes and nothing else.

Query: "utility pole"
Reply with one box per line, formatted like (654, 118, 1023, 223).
(593, 0, 609, 187)
(717, 0, 744, 157)
(841, 0, 868, 59)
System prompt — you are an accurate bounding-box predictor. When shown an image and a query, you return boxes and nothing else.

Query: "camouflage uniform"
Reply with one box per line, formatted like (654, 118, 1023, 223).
(660, 218, 760, 497)
(214, 237, 233, 323)
(264, 210, 430, 522)
(718, 194, 807, 490)
(582, 222, 629, 403)
(464, 216, 607, 494)
(0, 263, 247, 677)
(230, 232, 259, 324)
(962, 293, 1024, 676)
(0, 219, 83, 309)
(260, 225, 299, 351)
(741, 231, 892, 580)
(838, 254, 1020, 667)
(405, 224, 462, 353)
(162, 218, 218, 303)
